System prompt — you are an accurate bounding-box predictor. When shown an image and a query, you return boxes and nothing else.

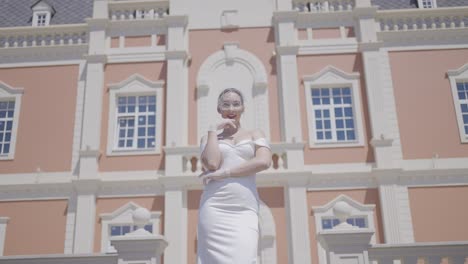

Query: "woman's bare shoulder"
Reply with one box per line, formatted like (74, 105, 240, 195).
(247, 129, 266, 140)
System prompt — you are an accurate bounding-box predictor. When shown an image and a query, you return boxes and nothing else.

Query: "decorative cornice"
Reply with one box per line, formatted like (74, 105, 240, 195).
(273, 11, 298, 23)
(85, 18, 109, 30)
(84, 54, 107, 64)
(165, 50, 189, 60)
(275, 45, 299, 55)
(358, 41, 384, 52)
(165, 15, 189, 27)
(353, 6, 378, 18)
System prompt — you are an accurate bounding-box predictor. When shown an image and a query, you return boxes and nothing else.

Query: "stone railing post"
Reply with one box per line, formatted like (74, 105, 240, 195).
(111, 208, 168, 264)
(317, 201, 374, 264)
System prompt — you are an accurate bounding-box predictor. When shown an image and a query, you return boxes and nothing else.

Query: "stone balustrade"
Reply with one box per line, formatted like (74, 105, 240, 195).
(293, 0, 354, 13)
(0, 24, 87, 48)
(108, 0, 169, 21)
(377, 7, 468, 31)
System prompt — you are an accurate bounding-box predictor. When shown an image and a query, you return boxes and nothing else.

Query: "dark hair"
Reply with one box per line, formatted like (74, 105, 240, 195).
(217, 88, 244, 108)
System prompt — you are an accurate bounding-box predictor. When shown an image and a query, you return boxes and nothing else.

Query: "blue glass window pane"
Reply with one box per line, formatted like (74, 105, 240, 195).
(148, 127, 155, 136)
(8, 101, 15, 109)
(122, 225, 131, 235)
(119, 119, 127, 127)
(459, 92, 466, 100)
(347, 130, 356, 140)
(355, 218, 366, 228)
(323, 110, 330, 118)
(463, 114, 468, 124)
(321, 88, 329, 96)
(322, 219, 332, 229)
(5, 132, 12, 142)
(457, 83, 465, 91)
(332, 219, 340, 226)
(138, 127, 146, 136)
(0, 111, 5, 118)
(126, 140, 132, 147)
(6, 121, 12, 131)
(0, 121, 4, 130)
(118, 106, 126, 113)
(118, 140, 125, 147)
(148, 104, 156, 112)
(317, 132, 323, 140)
(333, 97, 342, 104)
(111, 226, 121, 236)
(342, 88, 351, 95)
(344, 107, 353, 117)
(335, 108, 343, 117)
(462, 104, 468, 113)
(148, 96, 156, 103)
(337, 131, 345, 140)
(128, 96, 136, 104)
(118, 97, 127, 105)
(324, 120, 331, 129)
(343, 96, 352, 104)
(147, 138, 155, 147)
(0, 102, 7, 109)
(315, 110, 321, 118)
(465, 126, 468, 135)
(7, 111, 13, 118)
(346, 218, 354, 225)
(336, 120, 344, 129)
(128, 106, 135, 113)
(316, 121, 322, 129)
(138, 139, 145, 148)
(119, 130, 125, 138)
(311, 89, 320, 97)
(139, 96, 147, 104)
(325, 131, 332, 139)
(148, 116, 156, 125)
(322, 97, 330, 105)
(0, 144, 2, 153)
(312, 98, 321, 105)
(332, 88, 341, 96)
(0, 133, 3, 141)
(346, 119, 354, 128)
(128, 119, 135, 127)
(127, 129, 134, 137)
(144, 224, 153, 233)
(138, 117, 146, 125)
(139, 105, 147, 112)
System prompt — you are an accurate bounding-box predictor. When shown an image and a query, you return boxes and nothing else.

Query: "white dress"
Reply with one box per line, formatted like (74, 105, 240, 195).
(197, 138, 270, 264)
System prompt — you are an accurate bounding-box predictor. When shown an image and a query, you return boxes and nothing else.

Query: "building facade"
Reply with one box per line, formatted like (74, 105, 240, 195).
(1, 0, 468, 263)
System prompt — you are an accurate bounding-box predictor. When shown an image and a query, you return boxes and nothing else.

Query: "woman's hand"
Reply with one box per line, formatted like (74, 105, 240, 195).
(211, 119, 236, 131)
(199, 169, 230, 185)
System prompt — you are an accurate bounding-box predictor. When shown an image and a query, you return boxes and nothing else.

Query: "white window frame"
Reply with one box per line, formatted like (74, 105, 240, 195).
(0, 217, 9, 256)
(448, 63, 468, 143)
(107, 74, 164, 156)
(312, 195, 376, 264)
(303, 66, 365, 148)
(0, 81, 24, 160)
(100, 202, 161, 253)
(31, 1, 53, 27)
(417, 0, 437, 8)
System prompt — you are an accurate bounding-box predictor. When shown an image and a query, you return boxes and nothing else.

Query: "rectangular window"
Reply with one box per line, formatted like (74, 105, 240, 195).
(0, 101, 15, 156)
(115, 95, 156, 150)
(311, 87, 356, 143)
(419, 0, 436, 8)
(36, 14, 47, 26)
(457, 82, 468, 137)
(322, 217, 367, 230)
(110, 224, 153, 236)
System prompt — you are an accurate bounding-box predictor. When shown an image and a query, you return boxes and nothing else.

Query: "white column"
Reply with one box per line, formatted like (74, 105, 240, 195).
(163, 187, 187, 264)
(0, 217, 9, 256)
(72, 179, 100, 253)
(377, 175, 414, 244)
(284, 183, 312, 264)
(64, 194, 77, 253)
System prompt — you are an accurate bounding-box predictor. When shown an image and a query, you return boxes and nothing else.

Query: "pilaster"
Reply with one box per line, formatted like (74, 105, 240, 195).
(162, 186, 187, 264)
(284, 181, 312, 264)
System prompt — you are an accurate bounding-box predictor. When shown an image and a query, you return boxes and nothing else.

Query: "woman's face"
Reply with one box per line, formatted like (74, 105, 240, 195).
(218, 92, 244, 122)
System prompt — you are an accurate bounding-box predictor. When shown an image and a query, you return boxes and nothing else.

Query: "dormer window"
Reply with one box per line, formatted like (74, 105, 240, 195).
(418, 0, 437, 8)
(31, 0, 55, 27)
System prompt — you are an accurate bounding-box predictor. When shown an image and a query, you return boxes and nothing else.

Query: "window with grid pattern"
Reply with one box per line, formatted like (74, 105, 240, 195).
(322, 217, 367, 230)
(418, 0, 436, 8)
(115, 95, 156, 150)
(110, 224, 153, 236)
(457, 82, 468, 137)
(0, 101, 15, 156)
(311, 87, 356, 143)
(37, 14, 47, 26)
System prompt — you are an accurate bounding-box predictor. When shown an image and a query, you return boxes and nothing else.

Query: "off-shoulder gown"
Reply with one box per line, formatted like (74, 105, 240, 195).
(197, 138, 270, 264)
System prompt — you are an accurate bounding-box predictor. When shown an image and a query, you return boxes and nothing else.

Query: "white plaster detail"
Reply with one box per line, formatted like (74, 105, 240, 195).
(100, 201, 162, 253)
(303, 66, 366, 148)
(258, 200, 277, 264)
(31, 0, 55, 27)
(0, 217, 9, 256)
(312, 194, 376, 264)
(71, 61, 87, 176)
(107, 74, 165, 156)
(0, 81, 24, 160)
(63, 194, 77, 254)
(447, 63, 468, 143)
(196, 45, 270, 140)
(163, 189, 187, 264)
(221, 10, 239, 29)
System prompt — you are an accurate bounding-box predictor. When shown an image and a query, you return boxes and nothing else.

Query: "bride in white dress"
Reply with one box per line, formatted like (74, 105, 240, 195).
(197, 88, 272, 264)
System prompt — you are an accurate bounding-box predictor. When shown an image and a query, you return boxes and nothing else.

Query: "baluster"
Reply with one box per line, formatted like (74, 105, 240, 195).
(412, 17, 418, 30)
(383, 19, 389, 31)
(337, 0, 343, 11)
(450, 17, 456, 28)
(31, 37, 37, 47)
(309, 2, 317, 12)
(322, 1, 329, 12)
(13, 38, 18, 47)
(422, 17, 428, 29)
(184, 156, 191, 173)
(430, 17, 437, 29)
(277, 153, 284, 169)
(111, 13, 117, 20)
(50, 34, 55, 45)
(22, 38, 27, 47)
(448, 256, 466, 264)
(77, 36, 82, 44)
(346, 1, 352, 10)
(460, 20, 465, 28)
(120, 12, 125, 20)
(402, 18, 409, 31)
(4, 40, 9, 48)
(393, 19, 399, 31)
(196, 158, 202, 173)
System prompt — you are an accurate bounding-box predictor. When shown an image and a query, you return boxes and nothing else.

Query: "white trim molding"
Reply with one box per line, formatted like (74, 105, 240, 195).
(107, 74, 164, 156)
(0, 81, 24, 160)
(99, 201, 162, 253)
(312, 194, 376, 264)
(448, 63, 468, 143)
(303, 66, 365, 148)
(258, 200, 277, 264)
(0, 217, 9, 256)
(196, 43, 270, 139)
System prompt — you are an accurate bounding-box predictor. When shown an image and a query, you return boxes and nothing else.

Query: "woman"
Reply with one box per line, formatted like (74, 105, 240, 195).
(197, 88, 272, 263)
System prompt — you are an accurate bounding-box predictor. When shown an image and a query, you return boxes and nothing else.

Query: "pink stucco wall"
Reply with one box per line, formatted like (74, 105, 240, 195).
(0, 66, 78, 173)
(297, 54, 374, 164)
(389, 49, 468, 159)
(93, 196, 165, 253)
(307, 189, 384, 264)
(0, 199, 68, 255)
(125, 36, 152, 47)
(99, 62, 166, 171)
(187, 187, 288, 264)
(409, 186, 468, 242)
(313, 28, 341, 39)
(188, 28, 281, 145)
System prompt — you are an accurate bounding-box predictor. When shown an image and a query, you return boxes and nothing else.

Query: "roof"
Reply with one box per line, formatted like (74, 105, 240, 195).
(0, 0, 93, 27)
(371, 0, 468, 9)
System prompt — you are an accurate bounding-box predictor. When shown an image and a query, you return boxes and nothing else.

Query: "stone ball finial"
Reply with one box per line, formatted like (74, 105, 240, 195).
(133, 207, 151, 228)
(333, 201, 353, 225)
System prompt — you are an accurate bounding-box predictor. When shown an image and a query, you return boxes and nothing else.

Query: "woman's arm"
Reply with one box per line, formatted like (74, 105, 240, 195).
(200, 131, 222, 171)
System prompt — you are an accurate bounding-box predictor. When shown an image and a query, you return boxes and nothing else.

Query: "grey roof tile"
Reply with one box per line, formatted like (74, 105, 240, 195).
(0, 0, 93, 28)
(371, 0, 468, 9)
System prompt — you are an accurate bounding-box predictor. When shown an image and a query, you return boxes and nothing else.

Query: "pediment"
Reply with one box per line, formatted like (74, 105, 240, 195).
(312, 194, 374, 214)
(108, 74, 164, 92)
(448, 63, 468, 77)
(0, 81, 24, 97)
(303, 66, 359, 84)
